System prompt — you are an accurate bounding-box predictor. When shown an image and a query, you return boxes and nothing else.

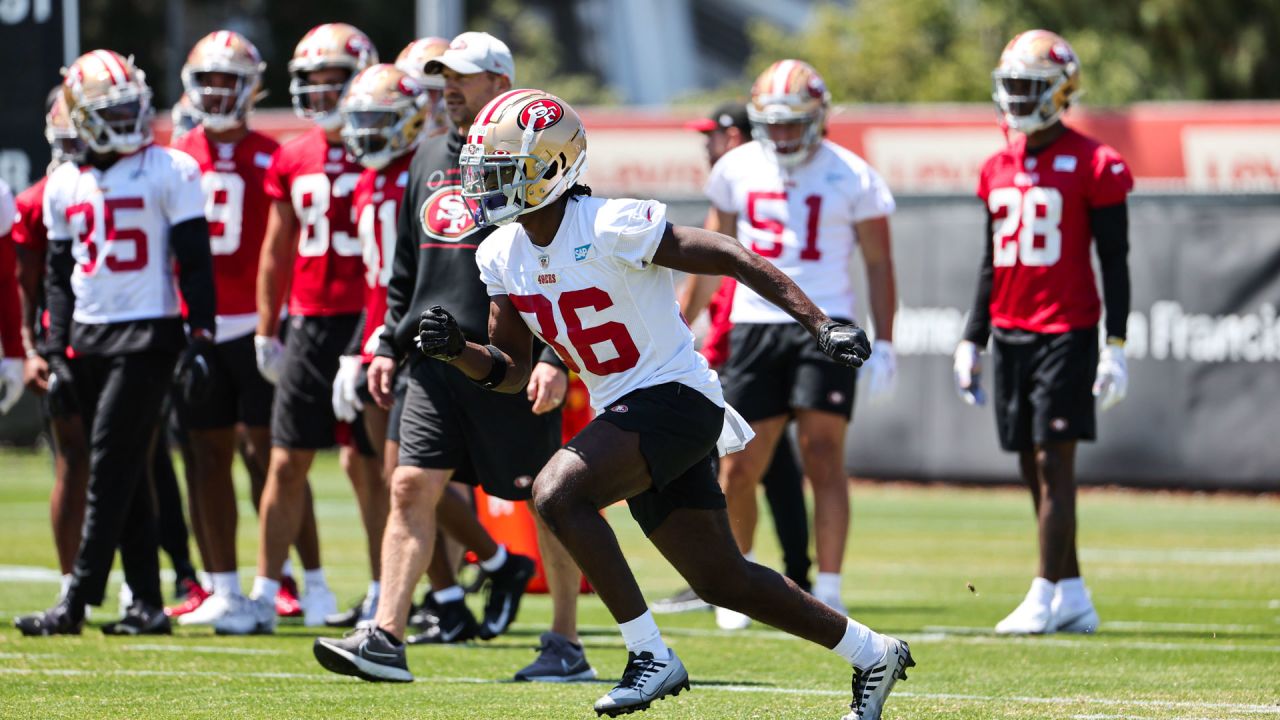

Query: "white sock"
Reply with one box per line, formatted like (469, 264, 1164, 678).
(815, 572, 842, 599)
(304, 569, 328, 593)
(250, 576, 279, 602)
(743, 549, 757, 563)
(1028, 577, 1056, 606)
(432, 585, 464, 604)
(211, 571, 241, 597)
(198, 571, 214, 593)
(281, 558, 294, 578)
(1055, 577, 1088, 608)
(479, 544, 508, 573)
(59, 574, 73, 601)
(366, 580, 381, 600)
(832, 618, 886, 671)
(618, 610, 669, 659)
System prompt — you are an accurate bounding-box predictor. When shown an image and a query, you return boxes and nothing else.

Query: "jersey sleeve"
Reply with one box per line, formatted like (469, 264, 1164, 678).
(976, 156, 995, 202)
(475, 236, 508, 297)
(0, 182, 15, 237)
(849, 163, 896, 223)
(703, 154, 736, 214)
(604, 199, 668, 270)
(1087, 145, 1134, 208)
(263, 146, 290, 202)
(163, 150, 208, 224)
(42, 172, 72, 242)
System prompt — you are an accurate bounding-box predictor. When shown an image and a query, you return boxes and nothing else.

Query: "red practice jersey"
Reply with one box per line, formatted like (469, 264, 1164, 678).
(171, 127, 279, 320)
(12, 176, 48, 258)
(264, 126, 365, 317)
(700, 277, 736, 369)
(977, 126, 1133, 333)
(0, 181, 19, 358)
(351, 152, 413, 363)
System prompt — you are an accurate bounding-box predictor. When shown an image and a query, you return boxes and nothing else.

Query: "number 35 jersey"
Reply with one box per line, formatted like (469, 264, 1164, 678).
(477, 195, 723, 413)
(704, 139, 895, 325)
(43, 145, 206, 325)
(977, 127, 1133, 333)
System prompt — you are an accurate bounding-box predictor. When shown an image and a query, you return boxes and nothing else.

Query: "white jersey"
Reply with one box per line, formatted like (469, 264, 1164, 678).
(705, 139, 895, 324)
(477, 195, 723, 413)
(43, 146, 206, 325)
(0, 180, 15, 237)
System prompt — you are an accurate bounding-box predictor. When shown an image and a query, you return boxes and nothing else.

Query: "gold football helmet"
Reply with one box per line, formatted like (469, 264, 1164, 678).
(748, 59, 829, 169)
(45, 89, 86, 169)
(992, 29, 1081, 134)
(459, 89, 588, 227)
(288, 22, 378, 129)
(395, 37, 449, 136)
(339, 64, 428, 170)
(181, 30, 266, 132)
(62, 49, 154, 155)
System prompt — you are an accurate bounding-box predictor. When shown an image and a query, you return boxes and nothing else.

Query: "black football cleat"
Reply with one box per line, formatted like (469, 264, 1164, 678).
(102, 602, 172, 636)
(479, 553, 535, 639)
(14, 603, 84, 637)
(406, 598, 479, 645)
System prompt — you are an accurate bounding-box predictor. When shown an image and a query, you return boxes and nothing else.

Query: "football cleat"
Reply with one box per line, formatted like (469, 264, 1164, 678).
(406, 598, 479, 645)
(177, 592, 239, 626)
(214, 594, 276, 635)
(103, 603, 172, 636)
(479, 553, 536, 640)
(843, 637, 914, 720)
(407, 591, 439, 630)
(325, 589, 379, 628)
(514, 631, 598, 683)
(651, 587, 711, 614)
(301, 586, 339, 627)
(995, 583, 1055, 635)
(275, 575, 302, 617)
(594, 650, 690, 717)
(13, 603, 83, 637)
(165, 578, 210, 618)
(314, 625, 413, 683)
(1053, 602, 1100, 634)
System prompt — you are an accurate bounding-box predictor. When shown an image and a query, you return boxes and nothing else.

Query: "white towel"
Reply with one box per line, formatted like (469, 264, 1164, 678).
(716, 402, 755, 457)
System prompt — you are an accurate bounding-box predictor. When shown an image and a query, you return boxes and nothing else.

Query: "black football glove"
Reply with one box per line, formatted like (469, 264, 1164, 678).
(817, 320, 872, 368)
(46, 352, 78, 417)
(417, 305, 465, 361)
(173, 338, 216, 406)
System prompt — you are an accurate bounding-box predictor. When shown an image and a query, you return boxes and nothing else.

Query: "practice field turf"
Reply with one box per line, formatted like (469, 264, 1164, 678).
(0, 448, 1275, 719)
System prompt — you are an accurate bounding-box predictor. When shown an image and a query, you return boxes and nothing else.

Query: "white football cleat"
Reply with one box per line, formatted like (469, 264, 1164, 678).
(714, 606, 751, 630)
(302, 586, 339, 627)
(214, 594, 276, 635)
(178, 593, 239, 626)
(994, 597, 1053, 635)
(842, 637, 914, 720)
(1052, 595, 1100, 633)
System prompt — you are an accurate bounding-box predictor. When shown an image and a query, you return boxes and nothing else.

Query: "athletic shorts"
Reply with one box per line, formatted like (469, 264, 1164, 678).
(271, 314, 359, 450)
(177, 333, 274, 430)
(992, 328, 1098, 452)
(356, 363, 409, 444)
(720, 321, 857, 421)
(589, 382, 726, 537)
(397, 358, 560, 501)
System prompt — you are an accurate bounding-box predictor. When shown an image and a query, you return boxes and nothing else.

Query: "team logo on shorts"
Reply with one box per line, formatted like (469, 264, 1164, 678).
(609, 404, 628, 413)
(517, 99, 563, 131)
(419, 185, 478, 242)
(1051, 417, 1069, 432)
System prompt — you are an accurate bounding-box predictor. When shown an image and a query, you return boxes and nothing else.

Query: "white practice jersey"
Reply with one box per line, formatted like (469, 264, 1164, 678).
(477, 195, 724, 413)
(43, 146, 206, 325)
(705, 139, 895, 324)
(0, 180, 15, 237)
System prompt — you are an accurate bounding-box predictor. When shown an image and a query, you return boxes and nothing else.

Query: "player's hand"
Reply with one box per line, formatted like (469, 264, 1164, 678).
(0, 358, 24, 414)
(817, 320, 871, 368)
(367, 355, 397, 410)
(46, 353, 77, 417)
(860, 340, 898, 404)
(174, 337, 216, 407)
(1093, 342, 1128, 411)
(332, 355, 364, 423)
(953, 340, 986, 406)
(254, 334, 285, 385)
(417, 305, 464, 362)
(527, 362, 567, 415)
(23, 354, 50, 394)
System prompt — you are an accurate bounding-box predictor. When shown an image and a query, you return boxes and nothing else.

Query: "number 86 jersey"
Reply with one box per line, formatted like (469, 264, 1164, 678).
(477, 195, 724, 413)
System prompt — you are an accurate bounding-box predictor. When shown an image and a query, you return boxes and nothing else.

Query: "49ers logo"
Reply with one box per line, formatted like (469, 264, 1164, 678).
(419, 185, 478, 241)
(517, 99, 563, 131)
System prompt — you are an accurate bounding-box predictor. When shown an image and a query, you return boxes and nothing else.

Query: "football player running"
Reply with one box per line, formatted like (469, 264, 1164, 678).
(217, 23, 377, 634)
(421, 90, 912, 720)
(14, 50, 216, 636)
(956, 30, 1132, 635)
(708, 61, 899, 621)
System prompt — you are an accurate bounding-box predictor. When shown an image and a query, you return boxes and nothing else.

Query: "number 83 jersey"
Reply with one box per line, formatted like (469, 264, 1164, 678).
(977, 127, 1133, 333)
(477, 195, 723, 413)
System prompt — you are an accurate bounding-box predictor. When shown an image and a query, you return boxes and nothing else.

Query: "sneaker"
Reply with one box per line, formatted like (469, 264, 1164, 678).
(165, 579, 211, 618)
(408, 592, 439, 630)
(275, 576, 302, 618)
(1053, 602, 1100, 633)
(178, 593, 239, 626)
(103, 603, 172, 636)
(301, 586, 338, 627)
(324, 602, 364, 628)
(995, 595, 1053, 635)
(593, 650, 690, 717)
(652, 587, 711, 614)
(714, 606, 751, 630)
(214, 594, 276, 635)
(514, 631, 598, 683)
(842, 637, 914, 720)
(479, 553, 535, 640)
(313, 625, 413, 683)
(172, 568, 200, 601)
(13, 603, 83, 637)
(406, 598, 479, 644)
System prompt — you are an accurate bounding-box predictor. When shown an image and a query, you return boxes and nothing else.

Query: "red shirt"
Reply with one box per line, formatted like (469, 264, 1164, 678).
(171, 127, 279, 318)
(0, 231, 20, 358)
(264, 127, 365, 316)
(12, 176, 47, 258)
(351, 153, 414, 363)
(701, 277, 736, 369)
(977, 126, 1133, 333)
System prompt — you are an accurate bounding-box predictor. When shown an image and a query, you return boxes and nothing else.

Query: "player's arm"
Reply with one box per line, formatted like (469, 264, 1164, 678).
(14, 243, 46, 391)
(1091, 202, 1130, 343)
(676, 207, 730, 321)
(256, 200, 297, 338)
(417, 297, 534, 395)
(961, 210, 996, 347)
(858, 216, 896, 342)
(170, 217, 216, 337)
(43, 237, 74, 357)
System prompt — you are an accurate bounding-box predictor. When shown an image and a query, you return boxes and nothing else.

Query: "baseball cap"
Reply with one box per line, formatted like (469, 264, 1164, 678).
(424, 31, 516, 85)
(684, 101, 751, 134)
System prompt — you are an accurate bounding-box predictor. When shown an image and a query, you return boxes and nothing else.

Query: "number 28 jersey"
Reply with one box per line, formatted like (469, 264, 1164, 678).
(977, 127, 1133, 333)
(705, 139, 895, 324)
(477, 196, 722, 413)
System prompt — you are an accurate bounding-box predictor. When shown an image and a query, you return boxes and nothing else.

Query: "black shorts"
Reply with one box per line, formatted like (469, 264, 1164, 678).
(177, 333, 274, 430)
(357, 363, 410, 444)
(589, 382, 726, 537)
(721, 321, 857, 421)
(397, 358, 560, 501)
(271, 314, 359, 450)
(992, 328, 1098, 452)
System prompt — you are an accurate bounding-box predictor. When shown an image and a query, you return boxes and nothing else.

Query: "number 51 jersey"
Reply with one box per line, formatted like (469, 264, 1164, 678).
(477, 195, 723, 413)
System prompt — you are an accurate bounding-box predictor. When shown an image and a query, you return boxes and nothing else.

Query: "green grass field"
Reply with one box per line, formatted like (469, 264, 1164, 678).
(0, 448, 1276, 719)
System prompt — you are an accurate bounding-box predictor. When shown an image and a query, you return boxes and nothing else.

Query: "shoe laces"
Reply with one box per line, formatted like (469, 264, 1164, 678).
(618, 652, 666, 690)
(850, 662, 882, 710)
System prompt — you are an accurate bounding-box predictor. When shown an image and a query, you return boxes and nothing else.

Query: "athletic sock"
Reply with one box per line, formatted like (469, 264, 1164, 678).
(815, 572, 842, 600)
(304, 568, 328, 593)
(1055, 577, 1088, 608)
(250, 576, 280, 602)
(211, 572, 240, 597)
(832, 618, 887, 671)
(743, 549, 757, 564)
(1028, 577, 1056, 607)
(198, 571, 214, 593)
(281, 559, 294, 579)
(618, 609, 669, 659)
(479, 544, 509, 573)
(59, 574, 73, 602)
(366, 580, 381, 600)
(432, 585, 465, 604)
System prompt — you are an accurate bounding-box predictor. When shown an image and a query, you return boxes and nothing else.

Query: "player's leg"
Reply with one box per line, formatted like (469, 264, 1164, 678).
(718, 417, 787, 555)
(405, 525, 482, 644)
(152, 427, 200, 599)
(336, 434, 383, 618)
(326, 399, 390, 627)
(47, 404, 89, 599)
(760, 430, 812, 590)
(513, 504, 596, 682)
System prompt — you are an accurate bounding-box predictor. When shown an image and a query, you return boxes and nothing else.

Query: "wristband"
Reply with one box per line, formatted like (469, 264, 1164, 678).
(476, 344, 508, 389)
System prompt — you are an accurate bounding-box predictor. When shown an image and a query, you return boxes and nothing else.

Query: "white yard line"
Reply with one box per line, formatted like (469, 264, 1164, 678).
(919, 627, 1280, 653)
(122, 643, 283, 656)
(1080, 547, 1280, 565)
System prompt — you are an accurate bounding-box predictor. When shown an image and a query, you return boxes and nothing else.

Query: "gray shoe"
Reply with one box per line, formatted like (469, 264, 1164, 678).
(313, 625, 413, 683)
(593, 649, 689, 717)
(651, 586, 710, 614)
(514, 631, 598, 683)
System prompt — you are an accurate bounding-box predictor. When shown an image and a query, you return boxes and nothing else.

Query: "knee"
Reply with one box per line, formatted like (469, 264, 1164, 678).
(531, 474, 577, 532)
(719, 459, 758, 496)
(689, 557, 753, 608)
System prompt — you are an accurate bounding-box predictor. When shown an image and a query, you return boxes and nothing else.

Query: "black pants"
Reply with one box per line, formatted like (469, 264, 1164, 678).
(66, 350, 176, 610)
